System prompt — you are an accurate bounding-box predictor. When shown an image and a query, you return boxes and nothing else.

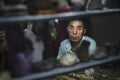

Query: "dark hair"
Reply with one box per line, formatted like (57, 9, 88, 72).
(69, 20, 85, 28)
(65, 17, 92, 36)
(66, 18, 89, 28)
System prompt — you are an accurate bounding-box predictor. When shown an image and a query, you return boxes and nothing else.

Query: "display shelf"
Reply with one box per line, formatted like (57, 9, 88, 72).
(0, 8, 120, 23)
(1, 7, 120, 80)
(12, 55, 120, 80)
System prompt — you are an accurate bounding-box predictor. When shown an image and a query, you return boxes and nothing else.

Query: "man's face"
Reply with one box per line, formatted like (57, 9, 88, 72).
(67, 20, 86, 43)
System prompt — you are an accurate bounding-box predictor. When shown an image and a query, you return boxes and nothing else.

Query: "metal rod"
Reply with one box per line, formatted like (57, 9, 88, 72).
(0, 9, 120, 23)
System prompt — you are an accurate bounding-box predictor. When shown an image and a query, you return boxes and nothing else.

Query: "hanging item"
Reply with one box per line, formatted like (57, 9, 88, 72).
(49, 19, 57, 40)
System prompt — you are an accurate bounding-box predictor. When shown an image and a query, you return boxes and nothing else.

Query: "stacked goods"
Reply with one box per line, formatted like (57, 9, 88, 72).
(27, 0, 57, 15)
(0, 0, 28, 16)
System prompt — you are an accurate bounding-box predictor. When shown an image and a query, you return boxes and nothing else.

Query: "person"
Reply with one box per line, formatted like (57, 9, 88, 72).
(24, 23, 45, 63)
(57, 19, 97, 62)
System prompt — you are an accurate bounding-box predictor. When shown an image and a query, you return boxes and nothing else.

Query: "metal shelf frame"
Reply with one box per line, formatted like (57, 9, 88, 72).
(0, 8, 120, 23)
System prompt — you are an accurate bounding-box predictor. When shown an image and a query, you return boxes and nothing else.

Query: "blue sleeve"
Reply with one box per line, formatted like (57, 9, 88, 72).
(57, 43, 64, 59)
(57, 39, 72, 59)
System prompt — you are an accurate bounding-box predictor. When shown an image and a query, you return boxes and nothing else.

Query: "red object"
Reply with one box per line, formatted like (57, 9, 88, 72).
(57, 6, 70, 13)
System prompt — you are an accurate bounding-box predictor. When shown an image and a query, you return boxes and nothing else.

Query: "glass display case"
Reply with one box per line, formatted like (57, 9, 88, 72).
(0, 0, 120, 80)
